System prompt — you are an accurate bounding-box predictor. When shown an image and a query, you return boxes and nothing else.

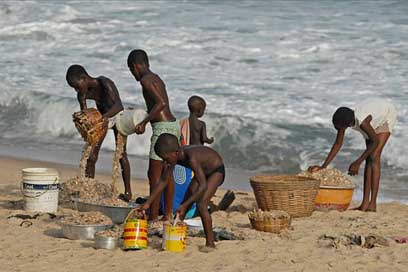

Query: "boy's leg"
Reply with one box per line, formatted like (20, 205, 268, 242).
(148, 159, 163, 221)
(85, 134, 106, 178)
(196, 172, 224, 248)
(113, 128, 132, 200)
(355, 140, 373, 210)
(367, 132, 390, 212)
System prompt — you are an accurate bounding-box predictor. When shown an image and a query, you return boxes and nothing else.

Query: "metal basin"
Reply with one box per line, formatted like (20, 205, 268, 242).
(94, 234, 119, 250)
(62, 223, 113, 240)
(73, 199, 138, 224)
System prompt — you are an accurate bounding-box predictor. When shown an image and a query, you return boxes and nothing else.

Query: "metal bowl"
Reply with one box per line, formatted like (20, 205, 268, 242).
(62, 223, 113, 240)
(73, 199, 138, 224)
(94, 234, 119, 250)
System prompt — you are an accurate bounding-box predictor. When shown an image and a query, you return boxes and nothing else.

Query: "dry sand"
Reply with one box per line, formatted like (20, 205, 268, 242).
(0, 156, 407, 272)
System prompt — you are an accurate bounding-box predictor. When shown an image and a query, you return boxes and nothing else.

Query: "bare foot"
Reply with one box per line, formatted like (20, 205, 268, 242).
(352, 203, 369, 211)
(366, 204, 377, 212)
(199, 245, 216, 253)
(118, 193, 131, 202)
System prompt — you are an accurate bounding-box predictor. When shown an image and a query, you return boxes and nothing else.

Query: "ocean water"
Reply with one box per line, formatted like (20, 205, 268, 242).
(0, 1, 407, 202)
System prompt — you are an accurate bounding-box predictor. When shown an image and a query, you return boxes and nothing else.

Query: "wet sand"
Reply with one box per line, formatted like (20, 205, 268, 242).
(0, 156, 407, 272)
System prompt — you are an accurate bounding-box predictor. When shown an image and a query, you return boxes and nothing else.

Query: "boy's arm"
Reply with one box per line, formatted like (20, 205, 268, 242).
(135, 79, 166, 134)
(76, 90, 87, 110)
(200, 122, 214, 144)
(348, 116, 378, 175)
(178, 160, 207, 211)
(100, 79, 124, 119)
(141, 162, 174, 210)
(309, 128, 345, 172)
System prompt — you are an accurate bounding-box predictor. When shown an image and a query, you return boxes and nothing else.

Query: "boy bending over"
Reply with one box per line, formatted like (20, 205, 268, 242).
(141, 133, 225, 250)
(66, 65, 132, 201)
(309, 98, 397, 212)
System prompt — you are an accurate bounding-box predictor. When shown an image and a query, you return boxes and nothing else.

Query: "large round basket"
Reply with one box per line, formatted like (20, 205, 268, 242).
(250, 175, 320, 218)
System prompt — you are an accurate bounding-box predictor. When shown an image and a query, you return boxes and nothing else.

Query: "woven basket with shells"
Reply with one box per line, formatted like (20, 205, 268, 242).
(73, 108, 108, 146)
(248, 209, 291, 233)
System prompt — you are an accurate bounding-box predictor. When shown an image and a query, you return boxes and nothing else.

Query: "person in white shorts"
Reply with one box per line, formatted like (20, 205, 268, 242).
(309, 98, 397, 212)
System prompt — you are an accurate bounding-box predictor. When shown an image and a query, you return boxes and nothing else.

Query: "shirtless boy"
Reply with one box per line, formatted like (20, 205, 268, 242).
(309, 98, 397, 212)
(127, 49, 179, 221)
(186, 95, 214, 145)
(66, 65, 132, 201)
(141, 133, 225, 250)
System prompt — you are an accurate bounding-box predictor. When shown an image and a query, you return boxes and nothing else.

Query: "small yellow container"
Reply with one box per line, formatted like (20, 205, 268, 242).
(123, 218, 148, 250)
(315, 186, 354, 212)
(162, 223, 187, 252)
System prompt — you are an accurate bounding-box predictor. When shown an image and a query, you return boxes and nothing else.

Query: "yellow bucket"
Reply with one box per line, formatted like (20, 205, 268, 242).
(123, 218, 148, 250)
(162, 223, 187, 252)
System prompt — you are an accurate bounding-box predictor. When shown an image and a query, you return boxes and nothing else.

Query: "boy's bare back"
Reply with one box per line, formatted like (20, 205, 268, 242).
(140, 73, 175, 123)
(179, 145, 223, 175)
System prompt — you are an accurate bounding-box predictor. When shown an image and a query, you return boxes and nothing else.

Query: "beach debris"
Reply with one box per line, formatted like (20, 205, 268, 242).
(7, 213, 56, 220)
(20, 220, 33, 228)
(393, 236, 408, 244)
(216, 190, 236, 211)
(298, 168, 355, 188)
(62, 211, 112, 225)
(188, 227, 243, 241)
(318, 233, 389, 249)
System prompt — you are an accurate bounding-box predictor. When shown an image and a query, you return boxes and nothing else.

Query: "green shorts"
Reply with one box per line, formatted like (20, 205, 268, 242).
(150, 121, 180, 161)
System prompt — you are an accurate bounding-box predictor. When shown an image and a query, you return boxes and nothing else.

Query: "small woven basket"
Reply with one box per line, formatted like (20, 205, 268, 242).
(250, 175, 320, 218)
(248, 211, 291, 233)
(73, 108, 108, 145)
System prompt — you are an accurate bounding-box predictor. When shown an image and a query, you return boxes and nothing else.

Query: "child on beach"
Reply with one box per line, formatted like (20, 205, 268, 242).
(66, 65, 132, 201)
(309, 98, 397, 212)
(180, 95, 214, 146)
(127, 49, 179, 222)
(141, 133, 225, 251)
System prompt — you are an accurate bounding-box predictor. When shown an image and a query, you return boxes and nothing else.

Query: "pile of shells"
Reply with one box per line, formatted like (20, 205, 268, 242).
(63, 211, 113, 225)
(59, 177, 113, 204)
(59, 177, 128, 207)
(248, 209, 290, 221)
(96, 228, 122, 239)
(298, 168, 355, 188)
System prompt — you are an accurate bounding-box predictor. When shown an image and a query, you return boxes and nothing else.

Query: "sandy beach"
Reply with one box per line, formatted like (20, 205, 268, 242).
(0, 156, 407, 272)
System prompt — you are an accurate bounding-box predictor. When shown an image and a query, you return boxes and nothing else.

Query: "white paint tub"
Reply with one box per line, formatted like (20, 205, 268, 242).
(22, 168, 59, 213)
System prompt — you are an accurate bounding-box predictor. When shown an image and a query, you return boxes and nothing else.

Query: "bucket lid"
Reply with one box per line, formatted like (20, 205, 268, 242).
(22, 168, 59, 176)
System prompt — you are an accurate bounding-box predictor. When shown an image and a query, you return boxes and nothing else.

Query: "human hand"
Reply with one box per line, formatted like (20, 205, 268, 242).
(102, 116, 109, 129)
(140, 203, 150, 212)
(135, 121, 146, 134)
(176, 205, 187, 221)
(348, 161, 361, 176)
(308, 165, 323, 173)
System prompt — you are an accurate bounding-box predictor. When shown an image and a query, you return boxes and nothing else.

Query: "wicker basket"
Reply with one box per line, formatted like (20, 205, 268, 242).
(250, 175, 320, 218)
(73, 108, 108, 145)
(248, 211, 291, 233)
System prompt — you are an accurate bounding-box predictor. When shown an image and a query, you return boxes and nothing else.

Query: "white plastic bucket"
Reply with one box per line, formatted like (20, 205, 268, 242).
(22, 168, 59, 213)
(115, 109, 147, 136)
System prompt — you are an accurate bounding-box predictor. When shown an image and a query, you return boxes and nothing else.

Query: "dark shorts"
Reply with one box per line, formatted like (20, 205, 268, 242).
(207, 164, 225, 185)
